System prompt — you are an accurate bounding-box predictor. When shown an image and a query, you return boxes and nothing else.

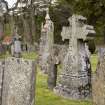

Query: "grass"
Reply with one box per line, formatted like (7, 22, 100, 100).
(90, 54, 98, 72)
(36, 67, 92, 105)
(22, 52, 38, 60)
(36, 54, 98, 105)
(0, 52, 98, 105)
(0, 52, 11, 59)
(0, 52, 38, 60)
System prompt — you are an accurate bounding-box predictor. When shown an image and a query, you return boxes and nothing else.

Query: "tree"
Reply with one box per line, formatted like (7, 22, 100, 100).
(59, 0, 105, 44)
(7, 0, 55, 44)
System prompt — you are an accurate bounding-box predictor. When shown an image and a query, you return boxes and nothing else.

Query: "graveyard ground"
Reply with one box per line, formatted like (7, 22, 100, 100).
(36, 54, 98, 105)
(36, 68, 92, 105)
(0, 52, 98, 105)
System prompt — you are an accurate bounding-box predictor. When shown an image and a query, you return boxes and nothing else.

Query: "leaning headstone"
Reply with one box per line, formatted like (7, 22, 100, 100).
(54, 14, 95, 99)
(2, 57, 36, 105)
(92, 47, 105, 105)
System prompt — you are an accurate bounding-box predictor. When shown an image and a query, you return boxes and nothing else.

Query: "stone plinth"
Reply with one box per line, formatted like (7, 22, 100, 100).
(2, 57, 36, 105)
(92, 48, 105, 105)
(54, 43, 92, 99)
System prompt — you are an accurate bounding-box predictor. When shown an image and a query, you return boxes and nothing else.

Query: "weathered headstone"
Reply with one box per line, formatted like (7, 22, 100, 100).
(47, 44, 68, 90)
(14, 34, 22, 57)
(92, 47, 105, 105)
(39, 8, 54, 73)
(1, 57, 36, 105)
(47, 53, 58, 90)
(0, 60, 4, 105)
(11, 27, 22, 58)
(54, 14, 95, 99)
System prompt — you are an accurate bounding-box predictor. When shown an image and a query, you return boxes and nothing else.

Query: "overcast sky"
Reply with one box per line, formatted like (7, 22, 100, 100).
(5, 0, 17, 8)
(5, 0, 57, 8)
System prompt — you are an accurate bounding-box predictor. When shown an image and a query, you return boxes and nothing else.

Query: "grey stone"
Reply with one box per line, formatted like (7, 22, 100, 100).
(47, 58, 57, 90)
(39, 8, 54, 73)
(11, 31, 22, 58)
(92, 47, 105, 105)
(54, 14, 95, 100)
(0, 60, 5, 105)
(2, 57, 36, 105)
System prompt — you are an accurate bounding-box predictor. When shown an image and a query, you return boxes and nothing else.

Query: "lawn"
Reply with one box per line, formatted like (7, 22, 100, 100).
(22, 52, 38, 60)
(0, 52, 38, 60)
(90, 54, 98, 72)
(35, 54, 98, 105)
(36, 67, 92, 105)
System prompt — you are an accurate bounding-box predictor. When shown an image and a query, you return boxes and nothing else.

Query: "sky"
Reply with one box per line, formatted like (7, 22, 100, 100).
(5, 0, 17, 8)
(5, 0, 57, 8)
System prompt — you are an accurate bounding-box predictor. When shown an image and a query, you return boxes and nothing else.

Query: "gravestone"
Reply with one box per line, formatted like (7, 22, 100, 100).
(47, 52, 58, 90)
(53, 44, 69, 65)
(39, 8, 68, 89)
(11, 30, 22, 58)
(92, 47, 105, 105)
(39, 8, 54, 73)
(0, 22, 3, 38)
(1, 57, 36, 105)
(0, 60, 4, 105)
(47, 44, 69, 90)
(54, 14, 95, 99)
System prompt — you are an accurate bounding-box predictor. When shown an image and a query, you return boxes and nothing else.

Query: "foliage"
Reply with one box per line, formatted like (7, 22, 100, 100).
(3, 0, 104, 44)
(59, 0, 105, 42)
(50, 3, 72, 44)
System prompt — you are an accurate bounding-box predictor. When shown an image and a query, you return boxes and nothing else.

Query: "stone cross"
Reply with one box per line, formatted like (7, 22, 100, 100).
(61, 15, 95, 64)
(54, 14, 95, 99)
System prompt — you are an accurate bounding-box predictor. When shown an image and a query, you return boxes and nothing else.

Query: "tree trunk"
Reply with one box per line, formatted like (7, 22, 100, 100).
(30, 0, 36, 43)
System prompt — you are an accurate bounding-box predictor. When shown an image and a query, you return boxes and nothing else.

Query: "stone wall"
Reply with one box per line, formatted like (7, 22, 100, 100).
(0, 57, 36, 105)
